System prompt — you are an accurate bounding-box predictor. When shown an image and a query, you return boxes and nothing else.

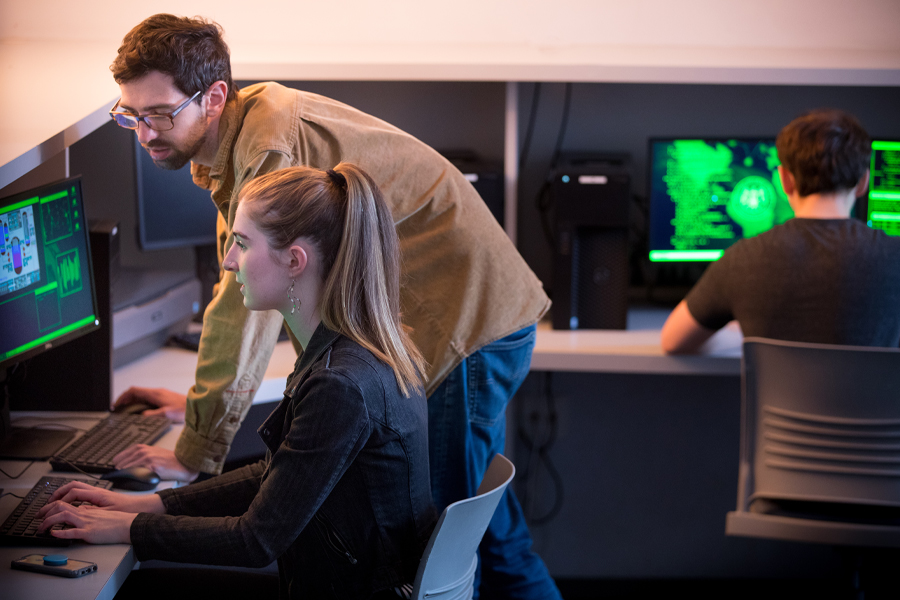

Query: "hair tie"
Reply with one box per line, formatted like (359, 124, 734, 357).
(326, 168, 347, 188)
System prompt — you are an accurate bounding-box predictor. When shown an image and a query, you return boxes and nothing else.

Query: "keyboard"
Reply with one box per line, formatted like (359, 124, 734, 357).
(0, 476, 113, 546)
(49, 414, 171, 474)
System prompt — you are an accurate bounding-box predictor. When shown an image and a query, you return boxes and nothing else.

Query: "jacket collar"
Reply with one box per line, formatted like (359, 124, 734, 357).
(284, 322, 342, 397)
(189, 93, 244, 193)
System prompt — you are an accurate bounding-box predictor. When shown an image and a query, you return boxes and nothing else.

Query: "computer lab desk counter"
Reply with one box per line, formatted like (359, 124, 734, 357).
(0, 414, 183, 600)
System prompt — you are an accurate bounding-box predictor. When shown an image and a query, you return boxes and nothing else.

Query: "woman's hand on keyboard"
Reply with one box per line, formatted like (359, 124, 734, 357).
(36, 501, 138, 544)
(37, 481, 164, 517)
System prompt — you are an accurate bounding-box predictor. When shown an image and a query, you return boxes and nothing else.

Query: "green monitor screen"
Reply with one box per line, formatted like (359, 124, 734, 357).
(0, 177, 99, 369)
(867, 140, 900, 235)
(648, 138, 793, 262)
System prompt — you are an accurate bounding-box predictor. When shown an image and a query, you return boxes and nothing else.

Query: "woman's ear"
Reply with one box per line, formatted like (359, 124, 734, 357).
(286, 243, 309, 278)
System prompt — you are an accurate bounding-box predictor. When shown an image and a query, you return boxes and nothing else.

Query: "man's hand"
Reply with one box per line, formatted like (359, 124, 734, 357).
(114, 445, 200, 483)
(114, 387, 187, 422)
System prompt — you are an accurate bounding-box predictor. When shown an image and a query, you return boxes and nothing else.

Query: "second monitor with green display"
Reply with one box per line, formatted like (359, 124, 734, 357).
(648, 138, 900, 263)
(648, 138, 792, 262)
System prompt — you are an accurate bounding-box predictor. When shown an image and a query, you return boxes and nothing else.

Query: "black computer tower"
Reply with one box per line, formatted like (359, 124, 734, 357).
(551, 156, 631, 330)
(441, 151, 504, 228)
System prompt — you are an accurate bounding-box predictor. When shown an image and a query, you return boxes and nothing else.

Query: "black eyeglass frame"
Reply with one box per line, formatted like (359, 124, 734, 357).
(109, 90, 203, 131)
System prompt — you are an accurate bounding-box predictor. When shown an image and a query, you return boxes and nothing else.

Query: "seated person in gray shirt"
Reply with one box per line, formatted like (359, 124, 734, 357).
(661, 108, 900, 354)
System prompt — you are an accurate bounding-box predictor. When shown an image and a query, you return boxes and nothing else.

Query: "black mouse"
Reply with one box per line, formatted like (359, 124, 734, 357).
(101, 467, 161, 491)
(112, 401, 155, 415)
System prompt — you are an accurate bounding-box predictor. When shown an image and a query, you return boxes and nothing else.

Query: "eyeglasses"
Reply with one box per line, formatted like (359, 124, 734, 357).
(109, 90, 202, 131)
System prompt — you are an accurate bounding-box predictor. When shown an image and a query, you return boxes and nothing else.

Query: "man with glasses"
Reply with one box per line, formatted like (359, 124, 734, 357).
(108, 13, 561, 600)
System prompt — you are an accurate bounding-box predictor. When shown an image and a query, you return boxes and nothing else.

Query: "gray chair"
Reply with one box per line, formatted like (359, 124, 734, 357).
(410, 453, 515, 600)
(726, 337, 900, 547)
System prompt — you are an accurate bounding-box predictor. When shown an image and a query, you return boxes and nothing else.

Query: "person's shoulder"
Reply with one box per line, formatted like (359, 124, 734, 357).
(311, 336, 386, 387)
(233, 83, 303, 156)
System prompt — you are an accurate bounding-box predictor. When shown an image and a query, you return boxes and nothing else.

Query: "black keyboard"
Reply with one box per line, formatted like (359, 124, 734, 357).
(50, 414, 171, 474)
(0, 476, 113, 546)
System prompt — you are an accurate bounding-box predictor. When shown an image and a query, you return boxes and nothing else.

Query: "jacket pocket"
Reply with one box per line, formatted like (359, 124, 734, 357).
(314, 512, 358, 566)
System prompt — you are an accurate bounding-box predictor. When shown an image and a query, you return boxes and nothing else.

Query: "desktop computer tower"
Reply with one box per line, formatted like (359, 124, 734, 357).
(551, 155, 631, 330)
(440, 151, 504, 228)
(8, 221, 118, 412)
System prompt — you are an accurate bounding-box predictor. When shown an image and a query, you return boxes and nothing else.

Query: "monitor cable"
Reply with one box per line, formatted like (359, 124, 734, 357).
(518, 82, 542, 170)
(535, 82, 573, 254)
(517, 371, 564, 526)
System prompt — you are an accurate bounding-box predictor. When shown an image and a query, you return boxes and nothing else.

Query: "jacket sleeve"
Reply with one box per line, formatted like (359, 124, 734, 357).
(156, 461, 267, 518)
(174, 149, 296, 475)
(132, 368, 371, 568)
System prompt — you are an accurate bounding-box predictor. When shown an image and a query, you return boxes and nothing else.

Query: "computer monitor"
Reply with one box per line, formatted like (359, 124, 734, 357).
(0, 176, 100, 459)
(648, 138, 793, 262)
(134, 136, 218, 251)
(866, 140, 900, 236)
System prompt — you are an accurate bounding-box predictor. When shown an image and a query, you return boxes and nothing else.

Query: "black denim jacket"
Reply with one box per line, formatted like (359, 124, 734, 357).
(131, 324, 436, 599)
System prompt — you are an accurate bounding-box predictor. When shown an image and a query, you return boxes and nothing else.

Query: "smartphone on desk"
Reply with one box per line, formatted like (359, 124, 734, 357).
(11, 554, 97, 578)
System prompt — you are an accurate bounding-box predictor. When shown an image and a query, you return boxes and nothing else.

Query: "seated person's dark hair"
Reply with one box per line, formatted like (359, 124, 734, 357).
(775, 108, 871, 197)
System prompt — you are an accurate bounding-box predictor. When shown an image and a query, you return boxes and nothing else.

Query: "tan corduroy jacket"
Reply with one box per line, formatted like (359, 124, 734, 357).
(176, 82, 550, 474)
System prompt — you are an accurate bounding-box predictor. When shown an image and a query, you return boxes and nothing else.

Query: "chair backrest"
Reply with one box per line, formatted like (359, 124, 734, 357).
(411, 454, 515, 600)
(738, 337, 900, 511)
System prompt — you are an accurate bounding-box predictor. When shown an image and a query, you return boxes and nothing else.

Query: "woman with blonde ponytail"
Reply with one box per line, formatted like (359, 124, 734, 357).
(37, 163, 437, 600)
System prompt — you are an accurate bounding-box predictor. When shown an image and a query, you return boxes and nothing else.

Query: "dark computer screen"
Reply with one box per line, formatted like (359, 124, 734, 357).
(0, 177, 99, 369)
(867, 140, 900, 236)
(134, 136, 218, 251)
(648, 138, 793, 262)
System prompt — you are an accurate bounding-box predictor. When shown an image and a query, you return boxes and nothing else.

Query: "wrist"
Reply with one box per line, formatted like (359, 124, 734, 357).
(139, 493, 166, 514)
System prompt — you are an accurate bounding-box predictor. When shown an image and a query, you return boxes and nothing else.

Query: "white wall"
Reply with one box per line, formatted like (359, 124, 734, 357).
(2, 0, 899, 69)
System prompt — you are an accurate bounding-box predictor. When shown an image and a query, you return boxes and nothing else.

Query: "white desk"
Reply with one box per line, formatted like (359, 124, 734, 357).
(532, 308, 741, 376)
(0, 413, 183, 600)
(112, 309, 742, 410)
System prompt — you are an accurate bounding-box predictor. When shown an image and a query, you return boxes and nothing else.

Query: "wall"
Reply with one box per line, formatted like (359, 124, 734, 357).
(2, 1, 898, 73)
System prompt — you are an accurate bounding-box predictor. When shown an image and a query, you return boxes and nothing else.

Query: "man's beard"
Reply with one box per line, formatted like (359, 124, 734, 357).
(145, 120, 208, 171)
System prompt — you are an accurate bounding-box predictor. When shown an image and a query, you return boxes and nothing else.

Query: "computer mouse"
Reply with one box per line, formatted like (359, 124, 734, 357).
(112, 401, 155, 415)
(100, 467, 161, 491)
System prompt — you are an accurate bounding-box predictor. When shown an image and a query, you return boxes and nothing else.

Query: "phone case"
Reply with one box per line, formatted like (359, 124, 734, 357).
(11, 554, 97, 578)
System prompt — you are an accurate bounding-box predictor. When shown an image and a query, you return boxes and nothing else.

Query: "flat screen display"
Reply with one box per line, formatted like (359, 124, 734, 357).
(0, 177, 99, 368)
(134, 136, 218, 251)
(648, 138, 793, 262)
(867, 140, 900, 236)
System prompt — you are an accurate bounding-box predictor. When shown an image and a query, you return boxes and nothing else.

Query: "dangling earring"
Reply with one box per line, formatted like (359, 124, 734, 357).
(288, 279, 300, 314)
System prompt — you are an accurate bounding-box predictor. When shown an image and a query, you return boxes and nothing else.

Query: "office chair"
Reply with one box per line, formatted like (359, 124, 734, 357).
(410, 453, 515, 600)
(726, 337, 900, 545)
(725, 338, 900, 596)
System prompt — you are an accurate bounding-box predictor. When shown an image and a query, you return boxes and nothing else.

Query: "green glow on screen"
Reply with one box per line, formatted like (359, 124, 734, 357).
(651, 139, 792, 262)
(868, 140, 900, 235)
(1, 315, 97, 362)
(650, 250, 725, 262)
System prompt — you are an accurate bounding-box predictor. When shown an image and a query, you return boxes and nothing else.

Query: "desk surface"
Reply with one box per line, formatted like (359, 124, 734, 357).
(0, 413, 182, 600)
(113, 308, 742, 410)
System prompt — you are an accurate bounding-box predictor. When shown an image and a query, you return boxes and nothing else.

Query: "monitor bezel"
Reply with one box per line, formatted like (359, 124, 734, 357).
(0, 176, 101, 372)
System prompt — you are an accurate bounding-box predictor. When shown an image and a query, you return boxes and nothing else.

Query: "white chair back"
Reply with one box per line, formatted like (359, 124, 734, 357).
(410, 454, 515, 600)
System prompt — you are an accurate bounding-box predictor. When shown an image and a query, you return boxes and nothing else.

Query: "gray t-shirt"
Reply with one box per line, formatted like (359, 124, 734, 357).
(685, 218, 900, 347)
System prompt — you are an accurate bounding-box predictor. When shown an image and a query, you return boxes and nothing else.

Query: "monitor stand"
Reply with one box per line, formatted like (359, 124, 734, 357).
(0, 374, 75, 460)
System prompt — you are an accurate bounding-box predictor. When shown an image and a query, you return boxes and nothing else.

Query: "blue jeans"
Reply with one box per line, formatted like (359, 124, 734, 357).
(428, 325, 562, 600)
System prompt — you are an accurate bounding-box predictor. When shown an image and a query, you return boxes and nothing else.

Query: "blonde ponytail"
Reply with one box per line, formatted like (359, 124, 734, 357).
(240, 164, 426, 396)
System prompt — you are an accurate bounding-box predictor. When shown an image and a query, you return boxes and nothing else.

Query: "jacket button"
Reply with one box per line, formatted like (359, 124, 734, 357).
(263, 428, 270, 436)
